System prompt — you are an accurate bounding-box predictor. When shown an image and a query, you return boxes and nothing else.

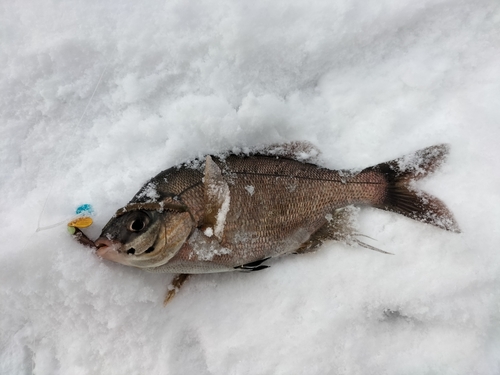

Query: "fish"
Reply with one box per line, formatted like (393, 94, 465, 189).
(87, 142, 459, 302)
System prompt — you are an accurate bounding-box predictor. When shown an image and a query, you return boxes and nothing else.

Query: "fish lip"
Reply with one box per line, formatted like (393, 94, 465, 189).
(94, 237, 123, 258)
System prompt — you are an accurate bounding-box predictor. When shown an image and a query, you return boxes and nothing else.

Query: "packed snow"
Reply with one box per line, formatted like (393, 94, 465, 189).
(1, 0, 500, 374)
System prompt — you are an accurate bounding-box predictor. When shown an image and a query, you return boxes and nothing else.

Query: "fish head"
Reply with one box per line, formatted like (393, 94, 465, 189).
(94, 204, 194, 268)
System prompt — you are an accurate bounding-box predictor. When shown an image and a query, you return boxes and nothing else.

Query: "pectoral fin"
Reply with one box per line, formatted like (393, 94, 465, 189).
(203, 156, 231, 240)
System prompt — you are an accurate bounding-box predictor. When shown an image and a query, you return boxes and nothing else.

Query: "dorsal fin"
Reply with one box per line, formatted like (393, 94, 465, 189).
(203, 156, 231, 240)
(250, 141, 321, 162)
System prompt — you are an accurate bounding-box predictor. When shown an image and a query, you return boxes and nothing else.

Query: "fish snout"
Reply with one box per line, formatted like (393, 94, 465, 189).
(94, 237, 123, 258)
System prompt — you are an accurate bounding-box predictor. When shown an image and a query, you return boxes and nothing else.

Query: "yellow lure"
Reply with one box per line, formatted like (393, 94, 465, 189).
(67, 216, 93, 228)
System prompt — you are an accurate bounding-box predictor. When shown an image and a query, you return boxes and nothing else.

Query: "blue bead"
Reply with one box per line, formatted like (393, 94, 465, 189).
(76, 204, 94, 215)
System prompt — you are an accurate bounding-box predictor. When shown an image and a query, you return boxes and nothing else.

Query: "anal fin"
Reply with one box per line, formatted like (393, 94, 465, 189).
(295, 206, 391, 255)
(352, 238, 393, 255)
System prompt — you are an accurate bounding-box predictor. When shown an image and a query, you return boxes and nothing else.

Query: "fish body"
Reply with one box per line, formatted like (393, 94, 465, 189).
(95, 142, 459, 274)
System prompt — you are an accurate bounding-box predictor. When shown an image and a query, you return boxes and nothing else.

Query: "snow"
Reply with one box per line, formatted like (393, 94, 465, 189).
(189, 230, 232, 263)
(203, 227, 214, 238)
(244, 185, 255, 196)
(1, 0, 500, 373)
(214, 187, 230, 241)
(136, 182, 160, 202)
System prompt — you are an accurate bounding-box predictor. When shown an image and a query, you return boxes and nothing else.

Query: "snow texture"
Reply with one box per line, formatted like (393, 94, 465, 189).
(203, 227, 214, 238)
(1, 0, 500, 374)
(136, 182, 160, 202)
(245, 185, 255, 196)
(189, 230, 232, 263)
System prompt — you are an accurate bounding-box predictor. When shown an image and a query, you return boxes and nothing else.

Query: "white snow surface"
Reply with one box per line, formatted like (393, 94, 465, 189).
(1, 0, 500, 374)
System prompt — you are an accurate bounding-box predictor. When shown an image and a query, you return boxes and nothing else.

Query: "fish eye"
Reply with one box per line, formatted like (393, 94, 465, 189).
(130, 219, 145, 231)
(127, 212, 150, 232)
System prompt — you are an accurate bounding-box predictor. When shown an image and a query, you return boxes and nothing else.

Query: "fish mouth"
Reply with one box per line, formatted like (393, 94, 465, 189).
(94, 237, 124, 261)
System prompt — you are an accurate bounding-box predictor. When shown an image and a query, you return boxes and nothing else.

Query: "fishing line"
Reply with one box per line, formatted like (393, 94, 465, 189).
(36, 61, 109, 232)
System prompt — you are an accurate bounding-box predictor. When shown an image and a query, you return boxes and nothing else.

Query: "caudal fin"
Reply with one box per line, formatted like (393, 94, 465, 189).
(367, 144, 460, 233)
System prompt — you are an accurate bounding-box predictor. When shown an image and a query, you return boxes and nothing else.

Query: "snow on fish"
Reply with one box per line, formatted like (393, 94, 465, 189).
(72, 142, 460, 304)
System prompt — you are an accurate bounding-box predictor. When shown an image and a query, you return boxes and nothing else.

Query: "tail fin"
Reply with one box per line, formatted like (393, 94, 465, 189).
(367, 144, 460, 233)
